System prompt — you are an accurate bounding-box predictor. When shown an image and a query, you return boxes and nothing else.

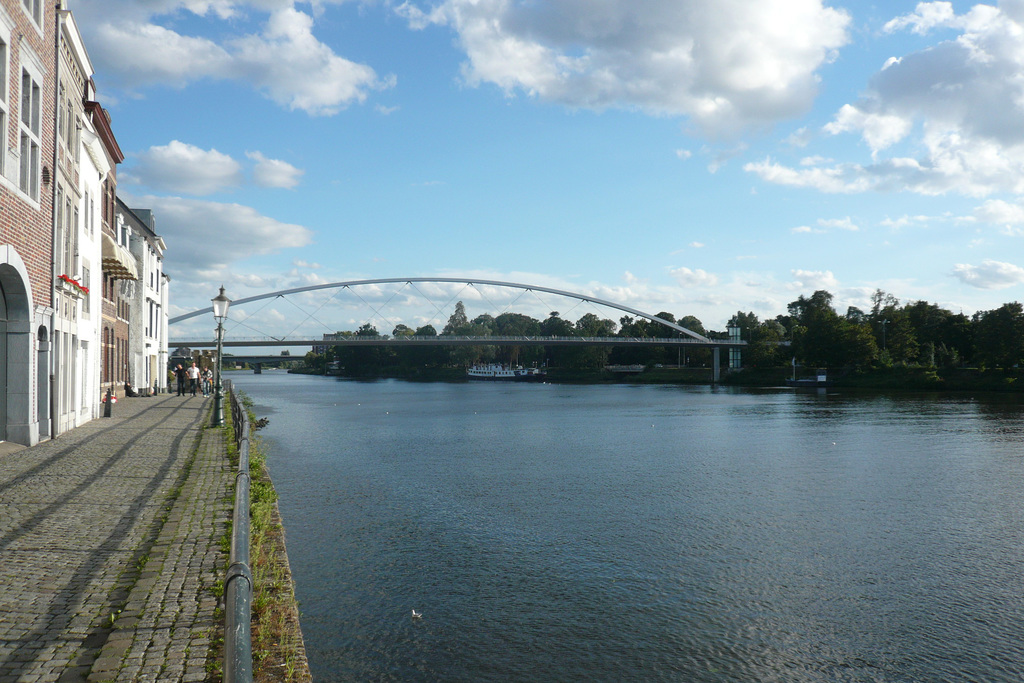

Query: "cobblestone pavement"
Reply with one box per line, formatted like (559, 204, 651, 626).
(0, 393, 232, 683)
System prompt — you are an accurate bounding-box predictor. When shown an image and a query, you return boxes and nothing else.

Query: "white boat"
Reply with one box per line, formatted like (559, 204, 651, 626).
(467, 363, 546, 381)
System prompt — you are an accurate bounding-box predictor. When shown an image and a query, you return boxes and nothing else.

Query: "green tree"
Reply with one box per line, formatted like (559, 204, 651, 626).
(443, 301, 469, 335)
(788, 290, 877, 368)
(745, 320, 787, 367)
(974, 302, 1024, 368)
(493, 313, 542, 365)
(727, 311, 760, 338)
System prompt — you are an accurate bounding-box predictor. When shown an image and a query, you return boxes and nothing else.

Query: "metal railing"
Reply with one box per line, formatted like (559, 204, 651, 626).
(224, 380, 253, 683)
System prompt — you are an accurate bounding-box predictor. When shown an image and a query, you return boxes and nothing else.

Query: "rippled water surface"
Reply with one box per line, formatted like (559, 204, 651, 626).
(238, 372, 1024, 682)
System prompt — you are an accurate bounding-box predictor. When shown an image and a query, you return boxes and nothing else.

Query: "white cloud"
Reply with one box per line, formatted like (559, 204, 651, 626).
(751, 3, 1024, 198)
(743, 157, 872, 193)
(790, 269, 839, 290)
(128, 141, 242, 195)
(974, 199, 1024, 232)
(397, 0, 850, 136)
(818, 217, 859, 231)
(824, 104, 912, 155)
(670, 267, 719, 287)
(75, 4, 392, 115)
(247, 151, 305, 189)
(883, 1, 958, 35)
(952, 259, 1024, 289)
(230, 8, 393, 115)
(791, 225, 823, 234)
(132, 194, 314, 276)
(689, 241, 705, 248)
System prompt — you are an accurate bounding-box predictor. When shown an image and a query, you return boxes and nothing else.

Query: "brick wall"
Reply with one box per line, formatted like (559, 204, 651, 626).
(0, 0, 56, 312)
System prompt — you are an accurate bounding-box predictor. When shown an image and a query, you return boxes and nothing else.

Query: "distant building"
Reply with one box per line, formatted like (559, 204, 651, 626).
(118, 200, 169, 394)
(80, 78, 112, 420)
(314, 332, 348, 354)
(91, 99, 132, 399)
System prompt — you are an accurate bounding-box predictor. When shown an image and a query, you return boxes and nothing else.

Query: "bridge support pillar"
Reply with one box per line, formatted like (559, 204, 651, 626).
(713, 347, 720, 383)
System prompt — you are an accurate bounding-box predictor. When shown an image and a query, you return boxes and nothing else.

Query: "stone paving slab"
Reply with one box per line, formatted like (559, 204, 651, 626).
(0, 393, 232, 682)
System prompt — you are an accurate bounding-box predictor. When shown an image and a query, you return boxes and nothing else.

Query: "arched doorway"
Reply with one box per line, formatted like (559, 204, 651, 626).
(0, 250, 38, 445)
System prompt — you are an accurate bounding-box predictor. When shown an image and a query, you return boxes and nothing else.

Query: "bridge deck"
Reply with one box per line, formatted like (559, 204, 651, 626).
(171, 335, 748, 349)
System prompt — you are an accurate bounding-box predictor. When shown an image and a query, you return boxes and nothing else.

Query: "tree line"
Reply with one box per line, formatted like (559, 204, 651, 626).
(304, 292, 1024, 372)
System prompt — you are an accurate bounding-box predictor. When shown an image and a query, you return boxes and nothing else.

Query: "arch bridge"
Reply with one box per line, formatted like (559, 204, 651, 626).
(169, 277, 746, 379)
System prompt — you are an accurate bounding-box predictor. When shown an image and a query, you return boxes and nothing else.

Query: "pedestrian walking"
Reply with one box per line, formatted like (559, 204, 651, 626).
(187, 363, 201, 396)
(174, 364, 187, 396)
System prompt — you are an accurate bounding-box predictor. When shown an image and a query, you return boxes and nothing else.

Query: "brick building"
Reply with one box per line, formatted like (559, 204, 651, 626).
(0, 0, 57, 445)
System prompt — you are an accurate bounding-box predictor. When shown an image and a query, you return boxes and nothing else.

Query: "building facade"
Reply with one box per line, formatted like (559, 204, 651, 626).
(118, 201, 168, 395)
(0, 1, 173, 443)
(0, 0, 57, 445)
(90, 99, 131, 401)
(51, 8, 92, 434)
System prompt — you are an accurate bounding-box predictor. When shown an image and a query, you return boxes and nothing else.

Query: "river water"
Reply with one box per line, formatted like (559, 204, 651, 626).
(238, 371, 1024, 682)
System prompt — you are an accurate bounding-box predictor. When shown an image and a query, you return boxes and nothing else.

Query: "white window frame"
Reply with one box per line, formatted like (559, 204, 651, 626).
(18, 64, 42, 201)
(0, 28, 9, 179)
(20, 0, 41, 29)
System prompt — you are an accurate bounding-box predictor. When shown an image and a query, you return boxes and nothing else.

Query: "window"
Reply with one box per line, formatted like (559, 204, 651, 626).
(21, 0, 40, 26)
(19, 68, 40, 200)
(0, 36, 8, 177)
(81, 266, 90, 315)
(55, 187, 63, 272)
(62, 195, 73, 276)
(72, 205, 79, 273)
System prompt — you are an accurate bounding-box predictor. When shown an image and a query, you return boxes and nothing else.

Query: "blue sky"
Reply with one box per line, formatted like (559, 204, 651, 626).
(71, 0, 1024, 340)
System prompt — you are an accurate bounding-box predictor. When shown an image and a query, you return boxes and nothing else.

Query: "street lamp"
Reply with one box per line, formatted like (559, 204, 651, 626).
(212, 285, 231, 426)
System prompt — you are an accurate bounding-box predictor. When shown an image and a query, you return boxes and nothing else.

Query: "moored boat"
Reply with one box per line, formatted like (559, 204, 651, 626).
(467, 363, 546, 381)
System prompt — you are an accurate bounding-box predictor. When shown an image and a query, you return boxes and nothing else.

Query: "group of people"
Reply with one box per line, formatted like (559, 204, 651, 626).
(173, 362, 215, 397)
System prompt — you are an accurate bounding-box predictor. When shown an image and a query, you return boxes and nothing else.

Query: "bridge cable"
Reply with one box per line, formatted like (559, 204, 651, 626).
(523, 287, 562, 319)
(494, 287, 530, 319)
(218, 295, 286, 341)
(467, 283, 506, 321)
(347, 283, 407, 334)
(434, 282, 476, 331)
(277, 287, 349, 340)
(367, 282, 412, 334)
(404, 280, 452, 331)
(227, 316, 283, 342)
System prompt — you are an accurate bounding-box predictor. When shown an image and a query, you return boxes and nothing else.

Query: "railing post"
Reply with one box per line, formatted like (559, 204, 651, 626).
(223, 383, 253, 683)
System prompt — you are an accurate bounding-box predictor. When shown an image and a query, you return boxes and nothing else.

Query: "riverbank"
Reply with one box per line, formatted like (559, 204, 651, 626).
(230, 393, 312, 683)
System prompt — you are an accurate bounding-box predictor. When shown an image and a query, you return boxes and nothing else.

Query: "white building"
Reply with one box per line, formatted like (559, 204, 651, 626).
(52, 8, 94, 434)
(78, 77, 112, 420)
(117, 200, 168, 395)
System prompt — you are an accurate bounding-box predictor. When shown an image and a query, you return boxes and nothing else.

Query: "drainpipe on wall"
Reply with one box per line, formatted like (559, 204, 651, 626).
(49, 4, 64, 440)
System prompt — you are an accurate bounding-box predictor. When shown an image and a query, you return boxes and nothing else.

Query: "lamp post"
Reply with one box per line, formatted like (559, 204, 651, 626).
(212, 285, 231, 426)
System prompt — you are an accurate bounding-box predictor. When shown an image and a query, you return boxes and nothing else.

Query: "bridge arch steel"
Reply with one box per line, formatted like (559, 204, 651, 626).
(169, 277, 711, 343)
